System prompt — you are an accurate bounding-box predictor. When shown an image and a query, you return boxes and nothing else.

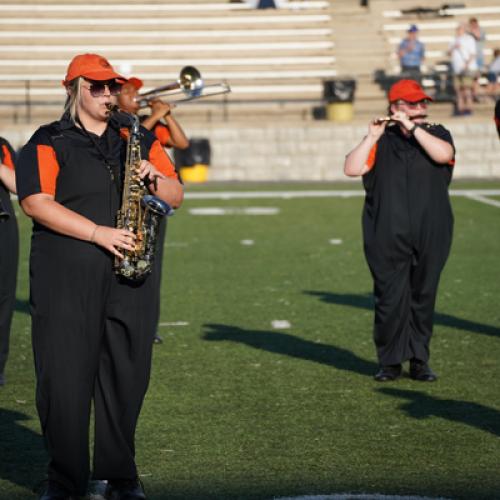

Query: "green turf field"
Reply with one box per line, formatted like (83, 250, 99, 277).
(1, 182, 500, 500)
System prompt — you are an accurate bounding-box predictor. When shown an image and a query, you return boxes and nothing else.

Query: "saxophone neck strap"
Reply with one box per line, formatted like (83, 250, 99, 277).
(76, 116, 121, 194)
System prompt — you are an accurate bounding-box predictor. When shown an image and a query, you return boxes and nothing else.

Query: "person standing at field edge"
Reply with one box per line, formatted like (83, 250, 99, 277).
(344, 79, 455, 382)
(0, 136, 18, 387)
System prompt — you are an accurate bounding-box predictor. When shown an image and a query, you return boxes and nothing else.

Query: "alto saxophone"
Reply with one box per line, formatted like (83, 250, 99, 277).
(115, 113, 173, 281)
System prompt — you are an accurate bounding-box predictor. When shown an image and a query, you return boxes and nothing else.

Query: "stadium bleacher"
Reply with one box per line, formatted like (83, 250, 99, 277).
(0, 1, 498, 139)
(0, 0, 340, 124)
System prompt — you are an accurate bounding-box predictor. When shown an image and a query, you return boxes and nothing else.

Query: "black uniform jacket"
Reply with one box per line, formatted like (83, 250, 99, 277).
(16, 112, 178, 279)
(362, 123, 455, 259)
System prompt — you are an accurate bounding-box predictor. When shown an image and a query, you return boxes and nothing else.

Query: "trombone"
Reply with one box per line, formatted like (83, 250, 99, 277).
(135, 66, 231, 108)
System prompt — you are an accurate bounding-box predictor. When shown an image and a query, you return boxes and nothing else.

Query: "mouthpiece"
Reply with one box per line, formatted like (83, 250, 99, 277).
(105, 103, 119, 113)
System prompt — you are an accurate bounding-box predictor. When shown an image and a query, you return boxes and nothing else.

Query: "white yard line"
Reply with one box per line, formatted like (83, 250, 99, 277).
(185, 189, 500, 201)
(189, 207, 281, 215)
(465, 194, 500, 208)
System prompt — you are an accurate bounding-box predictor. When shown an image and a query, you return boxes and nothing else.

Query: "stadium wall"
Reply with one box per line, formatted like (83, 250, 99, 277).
(2, 121, 499, 181)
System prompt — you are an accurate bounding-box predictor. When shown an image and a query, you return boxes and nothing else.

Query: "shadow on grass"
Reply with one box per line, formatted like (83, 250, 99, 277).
(0, 408, 45, 492)
(379, 387, 500, 437)
(305, 290, 500, 338)
(203, 323, 377, 376)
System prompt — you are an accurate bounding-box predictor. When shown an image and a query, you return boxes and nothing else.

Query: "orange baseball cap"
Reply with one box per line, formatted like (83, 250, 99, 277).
(125, 77, 144, 90)
(388, 79, 432, 103)
(63, 53, 125, 86)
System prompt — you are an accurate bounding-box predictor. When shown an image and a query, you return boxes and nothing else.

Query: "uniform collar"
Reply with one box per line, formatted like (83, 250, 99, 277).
(59, 110, 77, 130)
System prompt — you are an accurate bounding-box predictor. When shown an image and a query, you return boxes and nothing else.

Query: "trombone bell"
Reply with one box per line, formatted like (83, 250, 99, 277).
(135, 66, 230, 108)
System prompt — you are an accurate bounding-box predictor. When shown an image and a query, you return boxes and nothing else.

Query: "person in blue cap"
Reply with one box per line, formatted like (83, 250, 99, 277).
(397, 24, 425, 75)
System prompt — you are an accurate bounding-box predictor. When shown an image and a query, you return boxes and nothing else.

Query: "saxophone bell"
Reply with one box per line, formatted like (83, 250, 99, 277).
(142, 195, 174, 217)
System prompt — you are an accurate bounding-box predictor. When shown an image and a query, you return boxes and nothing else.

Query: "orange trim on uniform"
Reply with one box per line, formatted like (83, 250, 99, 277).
(37, 144, 60, 196)
(1, 144, 14, 170)
(149, 140, 178, 179)
(366, 143, 378, 171)
(119, 127, 130, 141)
(154, 123, 171, 147)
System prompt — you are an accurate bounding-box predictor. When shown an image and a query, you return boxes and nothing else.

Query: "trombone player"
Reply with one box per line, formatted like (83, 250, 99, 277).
(118, 76, 189, 150)
(118, 76, 190, 345)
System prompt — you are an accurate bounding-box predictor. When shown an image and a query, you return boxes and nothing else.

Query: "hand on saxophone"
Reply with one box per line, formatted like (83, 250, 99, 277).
(91, 225, 136, 260)
(138, 160, 167, 191)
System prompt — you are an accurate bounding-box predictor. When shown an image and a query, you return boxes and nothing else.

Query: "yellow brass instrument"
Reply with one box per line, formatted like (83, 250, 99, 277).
(114, 112, 174, 281)
(373, 116, 393, 125)
(135, 66, 231, 108)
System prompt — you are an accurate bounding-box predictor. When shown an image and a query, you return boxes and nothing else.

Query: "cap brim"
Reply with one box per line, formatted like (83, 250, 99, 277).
(403, 91, 433, 102)
(80, 69, 125, 82)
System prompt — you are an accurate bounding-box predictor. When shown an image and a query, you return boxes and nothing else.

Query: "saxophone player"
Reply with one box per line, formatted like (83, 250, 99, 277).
(16, 53, 183, 500)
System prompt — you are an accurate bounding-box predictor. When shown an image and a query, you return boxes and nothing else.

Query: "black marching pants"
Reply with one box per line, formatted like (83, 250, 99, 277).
(365, 234, 451, 367)
(150, 218, 167, 337)
(0, 198, 18, 376)
(30, 240, 156, 495)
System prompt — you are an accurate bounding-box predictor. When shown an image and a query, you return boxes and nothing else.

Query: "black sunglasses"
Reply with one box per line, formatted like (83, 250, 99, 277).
(83, 79, 122, 97)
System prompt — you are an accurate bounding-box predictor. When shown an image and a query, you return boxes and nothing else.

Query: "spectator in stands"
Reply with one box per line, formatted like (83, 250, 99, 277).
(448, 22, 478, 116)
(486, 48, 500, 98)
(468, 18, 486, 72)
(397, 24, 425, 76)
(257, 0, 277, 7)
(467, 18, 487, 102)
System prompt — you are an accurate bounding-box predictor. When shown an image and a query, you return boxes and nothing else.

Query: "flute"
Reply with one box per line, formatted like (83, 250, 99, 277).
(373, 116, 393, 125)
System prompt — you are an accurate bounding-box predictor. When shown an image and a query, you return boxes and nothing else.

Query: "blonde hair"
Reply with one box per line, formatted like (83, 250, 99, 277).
(63, 77, 83, 122)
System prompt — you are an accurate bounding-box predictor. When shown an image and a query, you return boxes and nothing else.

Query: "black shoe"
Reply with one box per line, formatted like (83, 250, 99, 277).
(153, 333, 163, 344)
(374, 364, 402, 382)
(105, 479, 146, 500)
(38, 481, 72, 500)
(410, 360, 437, 382)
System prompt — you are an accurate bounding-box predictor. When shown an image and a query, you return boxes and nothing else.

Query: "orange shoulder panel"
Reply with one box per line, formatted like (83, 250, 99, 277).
(366, 143, 378, 171)
(154, 123, 171, 147)
(37, 144, 60, 196)
(1, 144, 14, 170)
(119, 127, 130, 141)
(149, 140, 178, 179)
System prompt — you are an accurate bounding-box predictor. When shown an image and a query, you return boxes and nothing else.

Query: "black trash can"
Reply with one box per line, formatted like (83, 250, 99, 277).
(323, 79, 356, 121)
(174, 137, 211, 183)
